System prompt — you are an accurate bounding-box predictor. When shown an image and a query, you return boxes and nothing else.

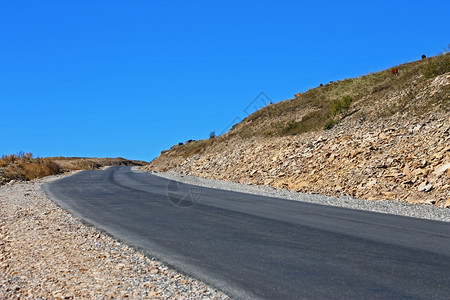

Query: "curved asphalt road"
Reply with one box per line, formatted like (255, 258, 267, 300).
(44, 166, 450, 299)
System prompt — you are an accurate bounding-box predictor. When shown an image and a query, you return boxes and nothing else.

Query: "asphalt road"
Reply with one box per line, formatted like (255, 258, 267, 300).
(44, 166, 450, 299)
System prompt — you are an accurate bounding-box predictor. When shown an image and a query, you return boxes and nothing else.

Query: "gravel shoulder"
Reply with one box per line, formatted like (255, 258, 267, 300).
(140, 168, 450, 223)
(0, 172, 230, 299)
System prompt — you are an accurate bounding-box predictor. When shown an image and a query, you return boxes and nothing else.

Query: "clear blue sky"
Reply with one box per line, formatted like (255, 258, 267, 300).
(1, 1, 449, 162)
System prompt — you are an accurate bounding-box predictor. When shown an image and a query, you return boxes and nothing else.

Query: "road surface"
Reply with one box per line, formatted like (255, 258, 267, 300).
(44, 166, 450, 299)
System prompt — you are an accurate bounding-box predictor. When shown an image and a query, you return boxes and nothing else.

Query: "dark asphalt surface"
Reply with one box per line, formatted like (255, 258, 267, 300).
(44, 166, 450, 299)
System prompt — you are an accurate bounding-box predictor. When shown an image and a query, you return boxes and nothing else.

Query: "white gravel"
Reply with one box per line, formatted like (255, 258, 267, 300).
(140, 168, 450, 223)
(0, 173, 230, 299)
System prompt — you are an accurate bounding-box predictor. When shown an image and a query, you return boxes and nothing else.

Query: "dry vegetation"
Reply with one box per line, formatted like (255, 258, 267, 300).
(0, 153, 146, 185)
(234, 52, 450, 137)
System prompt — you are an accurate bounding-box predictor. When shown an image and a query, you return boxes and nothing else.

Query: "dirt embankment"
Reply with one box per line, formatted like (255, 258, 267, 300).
(145, 70, 450, 208)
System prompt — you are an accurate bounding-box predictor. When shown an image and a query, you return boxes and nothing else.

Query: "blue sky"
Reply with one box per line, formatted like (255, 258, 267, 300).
(1, 1, 449, 161)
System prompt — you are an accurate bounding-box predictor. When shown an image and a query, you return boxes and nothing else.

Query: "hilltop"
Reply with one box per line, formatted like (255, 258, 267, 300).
(144, 53, 450, 207)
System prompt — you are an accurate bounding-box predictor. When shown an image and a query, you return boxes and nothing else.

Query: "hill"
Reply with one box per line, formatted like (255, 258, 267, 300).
(144, 53, 450, 207)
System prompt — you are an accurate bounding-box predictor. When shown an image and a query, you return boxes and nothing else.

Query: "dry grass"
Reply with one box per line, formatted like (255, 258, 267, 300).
(422, 52, 450, 78)
(165, 139, 216, 159)
(1, 155, 62, 181)
(22, 161, 62, 180)
(0, 154, 147, 184)
(0, 155, 17, 167)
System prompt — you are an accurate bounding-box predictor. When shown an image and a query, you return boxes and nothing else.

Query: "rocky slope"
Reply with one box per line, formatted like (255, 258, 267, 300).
(145, 54, 450, 208)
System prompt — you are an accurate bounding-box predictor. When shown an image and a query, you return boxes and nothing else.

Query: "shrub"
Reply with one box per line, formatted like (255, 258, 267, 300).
(1, 152, 64, 182)
(23, 163, 51, 180)
(0, 155, 18, 167)
(275, 120, 298, 135)
(3, 164, 26, 181)
(44, 161, 61, 175)
(209, 131, 216, 139)
(23, 161, 62, 180)
(331, 96, 353, 116)
(342, 95, 352, 108)
(331, 101, 340, 116)
(324, 118, 337, 130)
(18, 151, 33, 161)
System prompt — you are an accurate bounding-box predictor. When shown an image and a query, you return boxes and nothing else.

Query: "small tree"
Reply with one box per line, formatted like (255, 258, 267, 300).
(209, 131, 216, 139)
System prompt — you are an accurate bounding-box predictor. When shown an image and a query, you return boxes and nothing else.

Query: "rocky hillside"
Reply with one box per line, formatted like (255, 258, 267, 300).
(144, 53, 450, 208)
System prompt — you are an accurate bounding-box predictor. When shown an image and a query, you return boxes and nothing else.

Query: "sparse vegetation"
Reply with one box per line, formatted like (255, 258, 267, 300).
(0, 154, 146, 185)
(323, 95, 352, 130)
(275, 120, 298, 135)
(1, 154, 62, 181)
(421, 53, 450, 78)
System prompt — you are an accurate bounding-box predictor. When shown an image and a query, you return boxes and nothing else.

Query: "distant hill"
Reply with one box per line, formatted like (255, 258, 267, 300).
(144, 53, 450, 207)
(0, 154, 146, 184)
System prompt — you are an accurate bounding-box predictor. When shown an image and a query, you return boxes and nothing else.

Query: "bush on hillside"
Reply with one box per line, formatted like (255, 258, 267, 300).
(3, 164, 26, 181)
(324, 118, 338, 130)
(1, 153, 63, 181)
(22, 161, 61, 180)
(331, 95, 353, 116)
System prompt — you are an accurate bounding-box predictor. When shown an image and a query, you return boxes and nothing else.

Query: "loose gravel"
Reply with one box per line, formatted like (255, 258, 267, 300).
(0, 172, 230, 299)
(141, 168, 450, 222)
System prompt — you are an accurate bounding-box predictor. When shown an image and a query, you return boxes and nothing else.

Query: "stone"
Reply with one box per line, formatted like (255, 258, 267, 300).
(417, 182, 433, 192)
(432, 163, 450, 177)
(412, 169, 425, 176)
(443, 199, 450, 208)
(403, 163, 411, 176)
(379, 132, 388, 139)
